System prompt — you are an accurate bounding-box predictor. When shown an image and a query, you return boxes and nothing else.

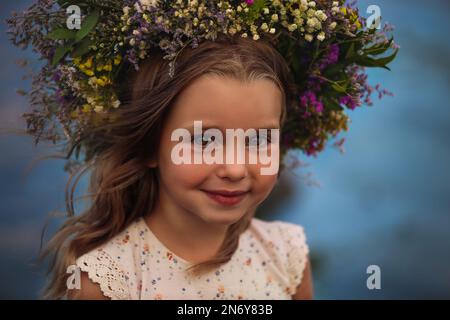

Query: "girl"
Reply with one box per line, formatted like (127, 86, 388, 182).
(46, 36, 312, 300)
(7, 0, 397, 301)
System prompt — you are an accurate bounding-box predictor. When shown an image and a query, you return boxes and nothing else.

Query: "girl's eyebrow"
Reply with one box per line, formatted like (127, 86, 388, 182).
(181, 122, 280, 131)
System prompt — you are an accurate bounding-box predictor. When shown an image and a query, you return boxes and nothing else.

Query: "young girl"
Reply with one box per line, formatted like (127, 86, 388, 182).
(7, 0, 397, 301)
(54, 36, 312, 300)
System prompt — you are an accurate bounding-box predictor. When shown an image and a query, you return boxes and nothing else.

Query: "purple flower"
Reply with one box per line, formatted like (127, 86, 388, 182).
(318, 44, 340, 71)
(246, 0, 255, 5)
(339, 95, 358, 110)
(300, 90, 324, 114)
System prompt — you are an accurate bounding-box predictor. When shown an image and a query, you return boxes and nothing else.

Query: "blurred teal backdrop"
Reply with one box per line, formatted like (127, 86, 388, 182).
(1, 0, 449, 299)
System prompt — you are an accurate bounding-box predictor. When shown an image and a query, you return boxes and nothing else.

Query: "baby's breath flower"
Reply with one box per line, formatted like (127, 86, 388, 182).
(260, 23, 269, 32)
(288, 24, 298, 32)
(305, 34, 314, 42)
(317, 32, 325, 41)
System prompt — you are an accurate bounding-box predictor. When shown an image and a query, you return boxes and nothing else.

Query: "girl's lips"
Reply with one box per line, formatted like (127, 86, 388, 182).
(202, 190, 249, 206)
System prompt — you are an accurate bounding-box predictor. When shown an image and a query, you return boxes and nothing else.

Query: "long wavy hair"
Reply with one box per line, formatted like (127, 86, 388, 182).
(41, 34, 295, 299)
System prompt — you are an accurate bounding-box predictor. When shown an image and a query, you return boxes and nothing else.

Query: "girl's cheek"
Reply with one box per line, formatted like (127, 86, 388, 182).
(167, 162, 211, 186)
(252, 168, 278, 194)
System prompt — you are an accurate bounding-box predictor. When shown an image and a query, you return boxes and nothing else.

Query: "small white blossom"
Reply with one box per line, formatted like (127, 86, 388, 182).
(305, 34, 314, 42)
(140, 0, 158, 9)
(317, 32, 325, 41)
(112, 100, 121, 109)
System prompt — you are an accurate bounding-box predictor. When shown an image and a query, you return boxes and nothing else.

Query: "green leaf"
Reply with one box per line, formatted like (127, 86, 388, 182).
(331, 82, 347, 93)
(345, 42, 355, 60)
(247, 0, 268, 21)
(355, 48, 399, 70)
(363, 37, 393, 56)
(47, 28, 76, 40)
(57, 1, 89, 8)
(71, 37, 94, 58)
(52, 44, 72, 66)
(75, 9, 100, 42)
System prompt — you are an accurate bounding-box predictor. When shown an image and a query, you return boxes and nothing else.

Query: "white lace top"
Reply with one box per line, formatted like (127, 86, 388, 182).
(75, 217, 309, 300)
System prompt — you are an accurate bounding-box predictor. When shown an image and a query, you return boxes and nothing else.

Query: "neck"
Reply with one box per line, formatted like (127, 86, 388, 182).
(144, 188, 230, 264)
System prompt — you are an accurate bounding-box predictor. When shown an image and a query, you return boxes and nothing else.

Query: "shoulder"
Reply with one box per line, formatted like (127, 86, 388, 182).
(249, 217, 308, 251)
(72, 218, 146, 300)
(248, 217, 310, 296)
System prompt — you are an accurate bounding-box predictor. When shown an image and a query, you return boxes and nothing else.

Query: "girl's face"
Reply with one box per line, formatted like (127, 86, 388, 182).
(151, 75, 283, 226)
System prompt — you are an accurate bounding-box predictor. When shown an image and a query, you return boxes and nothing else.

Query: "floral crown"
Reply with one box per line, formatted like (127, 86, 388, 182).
(6, 0, 398, 171)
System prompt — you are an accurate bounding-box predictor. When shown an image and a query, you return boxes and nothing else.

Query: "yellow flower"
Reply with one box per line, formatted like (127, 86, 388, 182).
(84, 69, 94, 76)
(96, 78, 105, 86)
(84, 56, 93, 69)
(82, 104, 91, 113)
(70, 110, 78, 119)
(114, 55, 122, 65)
(103, 63, 113, 72)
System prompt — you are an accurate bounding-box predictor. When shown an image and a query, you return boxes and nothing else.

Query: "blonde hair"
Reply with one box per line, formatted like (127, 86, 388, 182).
(41, 34, 294, 299)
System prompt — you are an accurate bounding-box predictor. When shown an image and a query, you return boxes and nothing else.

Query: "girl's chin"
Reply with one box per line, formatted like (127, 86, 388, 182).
(197, 209, 247, 225)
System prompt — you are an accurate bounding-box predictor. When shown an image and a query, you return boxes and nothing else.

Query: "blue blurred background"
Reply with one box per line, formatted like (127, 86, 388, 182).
(1, 0, 449, 299)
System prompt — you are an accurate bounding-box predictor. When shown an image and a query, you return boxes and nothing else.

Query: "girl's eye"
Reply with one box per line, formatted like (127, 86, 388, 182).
(246, 134, 271, 147)
(192, 134, 215, 148)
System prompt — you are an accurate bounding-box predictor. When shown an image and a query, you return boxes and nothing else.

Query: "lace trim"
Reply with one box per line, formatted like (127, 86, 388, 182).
(283, 224, 310, 296)
(76, 249, 130, 300)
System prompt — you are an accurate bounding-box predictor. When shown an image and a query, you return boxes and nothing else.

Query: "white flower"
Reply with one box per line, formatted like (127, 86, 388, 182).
(315, 10, 327, 21)
(112, 100, 121, 109)
(317, 32, 325, 41)
(269, 28, 276, 34)
(288, 24, 298, 32)
(140, 0, 158, 9)
(94, 105, 104, 113)
(305, 34, 314, 42)
(329, 22, 337, 30)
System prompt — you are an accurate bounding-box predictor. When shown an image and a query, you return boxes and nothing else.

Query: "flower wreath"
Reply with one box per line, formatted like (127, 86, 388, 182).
(6, 0, 398, 171)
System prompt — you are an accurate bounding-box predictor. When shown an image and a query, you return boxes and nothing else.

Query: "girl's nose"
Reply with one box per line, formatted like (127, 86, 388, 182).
(216, 162, 248, 181)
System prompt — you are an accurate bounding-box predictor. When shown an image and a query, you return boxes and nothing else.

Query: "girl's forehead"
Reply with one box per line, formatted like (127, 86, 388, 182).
(168, 75, 283, 129)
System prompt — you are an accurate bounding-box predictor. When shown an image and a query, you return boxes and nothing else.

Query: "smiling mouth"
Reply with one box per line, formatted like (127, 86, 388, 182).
(201, 189, 249, 206)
